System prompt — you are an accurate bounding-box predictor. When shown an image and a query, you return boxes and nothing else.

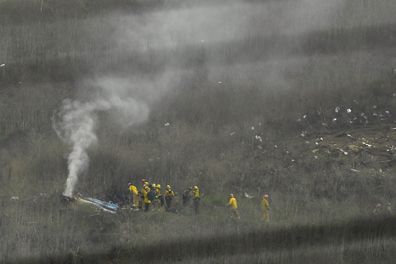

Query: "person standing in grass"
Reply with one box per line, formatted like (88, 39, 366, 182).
(192, 186, 201, 214)
(164, 185, 175, 211)
(261, 194, 270, 223)
(128, 182, 139, 210)
(142, 185, 151, 212)
(228, 193, 240, 219)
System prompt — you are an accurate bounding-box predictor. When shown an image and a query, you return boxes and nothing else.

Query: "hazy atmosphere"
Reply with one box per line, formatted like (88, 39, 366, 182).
(1, 0, 396, 263)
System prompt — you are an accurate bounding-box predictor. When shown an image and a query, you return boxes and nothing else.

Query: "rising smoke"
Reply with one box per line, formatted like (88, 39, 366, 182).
(53, 94, 149, 197)
(53, 0, 346, 197)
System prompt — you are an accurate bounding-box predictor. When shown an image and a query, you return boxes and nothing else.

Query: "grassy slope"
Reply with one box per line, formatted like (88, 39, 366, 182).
(1, 0, 396, 262)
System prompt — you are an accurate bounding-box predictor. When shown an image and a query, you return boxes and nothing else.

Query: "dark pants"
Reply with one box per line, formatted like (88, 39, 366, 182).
(144, 203, 150, 212)
(165, 197, 172, 210)
(193, 198, 200, 214)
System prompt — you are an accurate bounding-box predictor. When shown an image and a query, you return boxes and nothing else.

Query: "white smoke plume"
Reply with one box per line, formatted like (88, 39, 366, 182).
(53, 95, 149, 197)
(52, 0, 347, 197)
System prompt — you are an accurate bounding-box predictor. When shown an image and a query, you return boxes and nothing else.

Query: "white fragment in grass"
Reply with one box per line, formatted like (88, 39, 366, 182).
(346, 108, 352, 113)
(164, 122, 170, 127)
(0, 63, 5, 67)
(217, 81, 222, 84)
(10, 196, 19, 200)
(303, 114, 307, 119)
(338, 148, 348, 155)
(335, 106, 340, 113)
(230, 131, 236, 136)
(244, 192, 254, 199)
(350, 168, 360, 173)
(362, 142, 372, 148)
(332, 118, 337, 122)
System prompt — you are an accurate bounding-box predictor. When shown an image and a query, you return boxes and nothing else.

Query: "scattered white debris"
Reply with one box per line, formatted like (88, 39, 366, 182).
(347, 108, 352, 113)
(229, 131, 236, 136)
(305, 141, 310, 144)
(337, 148, 348, 155)
(10, 196, 19, 200)
(291, 159, 295, 162)
(0, 63, 5, 67)
(385, 110, 390, 114)
(346, 133, 353, 138)
(244, 192, 254, 199)
(314, 155, 318, 159)
(217, 81, 222, 84)
(335, 106, 340, 113)
(164, 122, 170, 127)
(255, 135, 263, 142)
(350, 168, 360, 173)
(379, 168, 383, 173)
(315, 142, 319, 146)
(332, 118, 337, 122)
(251, 126, 255, 130)
(303, 114, 307, 119)
(362, 142, 372, 148)
(319, 137, 324, 141)
(274, 144, 278, 149)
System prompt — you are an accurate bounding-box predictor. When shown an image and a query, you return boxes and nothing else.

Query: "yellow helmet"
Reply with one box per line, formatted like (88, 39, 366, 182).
(193, 186, 198, 190)
(166, 185, 171, 189)
(156, 184, 161, 189)
(152, 183, 157, 188)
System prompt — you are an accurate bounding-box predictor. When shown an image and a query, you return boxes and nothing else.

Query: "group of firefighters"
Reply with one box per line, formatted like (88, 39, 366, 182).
(128, 179, 270, 222)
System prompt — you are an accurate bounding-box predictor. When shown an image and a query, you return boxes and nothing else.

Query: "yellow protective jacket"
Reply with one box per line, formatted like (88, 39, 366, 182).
(228, 197, 238, 209)
(261, 198, 269, 211)
(165, 190, 175, 198)
(142, 188, 151, 204)
(129, 185, 138, 195)
(193, 189, 200, 199)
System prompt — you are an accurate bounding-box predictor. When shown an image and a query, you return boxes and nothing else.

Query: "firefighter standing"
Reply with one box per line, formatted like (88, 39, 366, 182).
(192, 186, 200, 214)
(228, 193, 240, 219)
(142, 185, 151, 212)
(261, 194, 270, 223)
(128, 182, 139, 210)
(164, 185, 175, 210)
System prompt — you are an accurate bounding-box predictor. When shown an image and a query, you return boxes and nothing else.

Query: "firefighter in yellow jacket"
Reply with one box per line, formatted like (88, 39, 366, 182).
(192, 186, 200, 214)
(261, 194, 270, 223)
(128, 182, 139, 210)
(228, 194, 240, 219)
(164, 185, 175, 210)
(142, 185, 151, 212)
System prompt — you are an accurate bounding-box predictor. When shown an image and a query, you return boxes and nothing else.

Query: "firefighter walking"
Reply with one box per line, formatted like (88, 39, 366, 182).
(261, 194, 270, 223)
(228, 194, 240, 219)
